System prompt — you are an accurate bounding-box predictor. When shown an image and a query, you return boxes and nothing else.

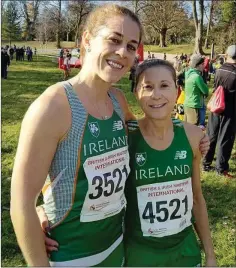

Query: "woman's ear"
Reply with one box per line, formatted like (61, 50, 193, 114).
(82, 31, 91, 52)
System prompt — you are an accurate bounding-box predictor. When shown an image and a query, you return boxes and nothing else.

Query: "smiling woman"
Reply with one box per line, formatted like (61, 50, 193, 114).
(125, 59, 216, 267)
(10, 3, 142, 267)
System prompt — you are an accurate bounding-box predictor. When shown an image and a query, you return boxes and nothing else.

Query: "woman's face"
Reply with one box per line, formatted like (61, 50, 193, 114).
(136, 66, 177, 120)
(84, 15, 140, 83)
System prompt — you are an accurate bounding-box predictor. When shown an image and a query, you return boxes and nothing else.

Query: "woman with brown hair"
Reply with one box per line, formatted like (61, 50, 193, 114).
(11, 4, 209, 267)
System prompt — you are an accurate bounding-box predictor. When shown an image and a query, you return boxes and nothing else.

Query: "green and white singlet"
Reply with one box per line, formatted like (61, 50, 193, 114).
(42, 82, 130, 267)
(125, 122, 201, 267)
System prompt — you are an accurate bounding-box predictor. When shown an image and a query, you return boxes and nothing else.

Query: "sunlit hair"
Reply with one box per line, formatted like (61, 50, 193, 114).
(133, 59, 177, 92)
(80, 4, 143, 64)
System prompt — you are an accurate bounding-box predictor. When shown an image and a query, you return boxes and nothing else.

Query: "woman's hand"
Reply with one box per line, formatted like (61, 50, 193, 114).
(199, 133, 210, 156)
(36, 206, 59, 255)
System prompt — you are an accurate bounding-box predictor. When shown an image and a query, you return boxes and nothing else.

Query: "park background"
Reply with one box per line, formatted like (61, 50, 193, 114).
(1, 0, 236, 267)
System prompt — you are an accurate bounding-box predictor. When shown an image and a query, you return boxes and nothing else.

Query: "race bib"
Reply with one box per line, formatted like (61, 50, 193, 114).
(81, 147, 130, 222)
(137, 178, 193, 237)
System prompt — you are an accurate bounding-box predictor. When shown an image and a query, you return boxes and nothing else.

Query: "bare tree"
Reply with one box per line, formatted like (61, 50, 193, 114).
(192, 0, 205, 54)
(204, 0, 215, 49)
(19, 0, 41, 40)
(142, 1, 188, 47)
(35, 7, 56, 44)
(68, 0, 93, 46)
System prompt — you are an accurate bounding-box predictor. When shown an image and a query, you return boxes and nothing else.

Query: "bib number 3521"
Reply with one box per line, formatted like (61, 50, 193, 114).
(81, 147, 130, 222)
(89, 165, 128, 199)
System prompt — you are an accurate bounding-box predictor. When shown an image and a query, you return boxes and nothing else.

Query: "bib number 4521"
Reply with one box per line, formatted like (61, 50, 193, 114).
(89, 165, 128, 200)
(142, 195, 188, 223)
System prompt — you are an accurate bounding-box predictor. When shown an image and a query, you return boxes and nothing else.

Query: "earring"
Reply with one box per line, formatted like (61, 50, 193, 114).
(86, 47, 91, 53)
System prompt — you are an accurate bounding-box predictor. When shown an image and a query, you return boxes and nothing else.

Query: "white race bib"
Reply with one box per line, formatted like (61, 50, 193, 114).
(81, 147, 130, 222)
(137, 178, 193, 237)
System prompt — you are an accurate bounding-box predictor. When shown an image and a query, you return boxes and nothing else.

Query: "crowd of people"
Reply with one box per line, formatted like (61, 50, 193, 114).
(7, 3, 235, 268)
(170, 48, 235, 178)
(1, 44, 36, 79)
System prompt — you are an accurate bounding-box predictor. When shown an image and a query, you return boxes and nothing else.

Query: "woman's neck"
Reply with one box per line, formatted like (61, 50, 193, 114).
(140, 116, 173, 140)
(71, 68, 112, 101)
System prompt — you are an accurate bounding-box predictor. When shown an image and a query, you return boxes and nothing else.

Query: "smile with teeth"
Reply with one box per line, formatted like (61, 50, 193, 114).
(107, 60, 123, 69)
(149, 103, 166, 108)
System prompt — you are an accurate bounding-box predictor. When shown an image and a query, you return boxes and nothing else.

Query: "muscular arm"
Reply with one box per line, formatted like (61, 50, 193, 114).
(185, 125, 216, 266)
(10, 87, 69, 266)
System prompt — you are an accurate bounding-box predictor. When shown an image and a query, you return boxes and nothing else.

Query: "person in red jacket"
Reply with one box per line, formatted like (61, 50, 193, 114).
(202, 56, 210, 83)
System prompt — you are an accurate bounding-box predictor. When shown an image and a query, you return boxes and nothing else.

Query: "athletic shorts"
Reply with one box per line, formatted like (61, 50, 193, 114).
(184, 107, 200, 125)
(125, 231, 201, 267)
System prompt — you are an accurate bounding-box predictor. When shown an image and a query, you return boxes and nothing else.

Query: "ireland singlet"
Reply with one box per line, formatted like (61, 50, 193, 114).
(125, 122, 201, 267)
(42, 82, 130, 267)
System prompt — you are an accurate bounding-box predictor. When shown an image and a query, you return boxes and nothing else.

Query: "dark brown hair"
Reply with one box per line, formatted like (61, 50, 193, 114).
(133, 59, 177, 91)
(80, 4, 143, 63)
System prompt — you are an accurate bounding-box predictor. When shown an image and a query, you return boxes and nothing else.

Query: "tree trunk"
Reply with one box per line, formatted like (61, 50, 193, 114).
(67, 32, 69, 42)
(159, 28, 167, 47)
(192, 0, 204, 55)
(56, 0, 61, 48)
(204, 0, 214, 49)
(74, 31, 80, 47)
(194, 28, 203, 54)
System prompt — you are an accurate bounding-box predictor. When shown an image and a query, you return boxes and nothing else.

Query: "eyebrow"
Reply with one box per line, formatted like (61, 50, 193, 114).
(113, 32, 139, 45)
(161, 80, 171, 83)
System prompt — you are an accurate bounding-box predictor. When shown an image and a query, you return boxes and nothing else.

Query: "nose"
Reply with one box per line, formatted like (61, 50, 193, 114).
(116, 44, 128, 58)
(151, 87, 162, 100)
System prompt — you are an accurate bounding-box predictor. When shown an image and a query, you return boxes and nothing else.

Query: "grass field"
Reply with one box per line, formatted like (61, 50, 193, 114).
(1, 56, 236, 267)
(2, 40, 219, 56)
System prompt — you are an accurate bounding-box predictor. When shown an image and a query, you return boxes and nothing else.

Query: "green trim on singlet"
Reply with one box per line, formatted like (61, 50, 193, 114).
(43, 82, 128, 265)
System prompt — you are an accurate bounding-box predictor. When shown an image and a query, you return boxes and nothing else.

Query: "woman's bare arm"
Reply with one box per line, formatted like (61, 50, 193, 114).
(185, 125, 216, 267)
(10, 86, 69, 266)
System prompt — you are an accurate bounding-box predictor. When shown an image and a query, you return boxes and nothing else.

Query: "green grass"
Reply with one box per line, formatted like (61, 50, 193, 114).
(2, 41, 219, 56)
(144, 44, 220, 55)
(2, 56, 236, 267)
(1, 40, 76, 49)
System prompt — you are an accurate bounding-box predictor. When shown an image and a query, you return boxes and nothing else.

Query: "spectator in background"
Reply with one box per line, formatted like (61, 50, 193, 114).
(34, 47, 37, 56)
(184, 54, 209, 127)
(203, 56, 210, 83)
(151, 53, 155, 59)
(30, 49, 33, 61)
(163, 52, 166, 60)
(27, 48, 31, 61)
(9, 47, 14, 60)
(203, 45, 236, 178)
(1, 49, 10, 79)
(129, 55, 139, 92)
(63, 53, 71, 80)
(59, 48, 64, 59)
(16, 47, 20, 61)
(215, 57, 224, 70)
(20, 47, 25, 61)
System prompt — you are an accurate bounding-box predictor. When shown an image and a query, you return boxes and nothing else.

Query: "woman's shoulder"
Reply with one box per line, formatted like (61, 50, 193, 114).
(182, 122, 204, 154)
(24, 82, 70, 134)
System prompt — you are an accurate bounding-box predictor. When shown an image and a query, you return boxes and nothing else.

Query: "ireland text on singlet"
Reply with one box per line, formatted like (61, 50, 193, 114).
(125, 123, 194, 249)
(42, 84, 130, 266)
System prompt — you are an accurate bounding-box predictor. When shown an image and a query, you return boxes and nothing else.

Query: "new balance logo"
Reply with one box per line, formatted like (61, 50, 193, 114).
(113, 120, 123, 131)
(174, 151, 187, 160)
